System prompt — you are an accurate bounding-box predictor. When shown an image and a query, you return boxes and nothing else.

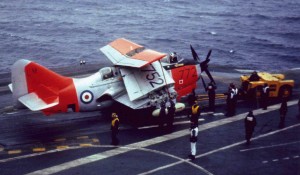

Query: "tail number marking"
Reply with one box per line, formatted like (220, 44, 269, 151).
(178, 67, 197, 79)
(141, 64, 164, 88)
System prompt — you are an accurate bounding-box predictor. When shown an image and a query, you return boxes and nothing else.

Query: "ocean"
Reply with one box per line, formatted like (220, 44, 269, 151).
(0, 0, 299, 74)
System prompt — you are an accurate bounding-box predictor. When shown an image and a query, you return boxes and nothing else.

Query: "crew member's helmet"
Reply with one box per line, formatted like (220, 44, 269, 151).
(169, 52, 178, 63)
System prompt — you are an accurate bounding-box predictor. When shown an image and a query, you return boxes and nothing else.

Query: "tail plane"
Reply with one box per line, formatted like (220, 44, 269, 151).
(10, 59, 79, 115)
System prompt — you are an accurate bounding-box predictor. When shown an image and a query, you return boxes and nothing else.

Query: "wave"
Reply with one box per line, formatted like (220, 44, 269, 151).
(270, 32, 300, 40)
(152, 38, 178, 44)
(244, 14, 300, 21)
(190, 11, 240, 18)
(192, 12, 300, 21)
(247, 36, 300, 50)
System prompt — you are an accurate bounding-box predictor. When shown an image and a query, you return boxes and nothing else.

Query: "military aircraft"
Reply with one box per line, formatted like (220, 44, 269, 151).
(9, 38, 215, 117)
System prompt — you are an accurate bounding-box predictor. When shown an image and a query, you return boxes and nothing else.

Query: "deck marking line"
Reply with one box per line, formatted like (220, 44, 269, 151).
(240, 140, 300, 152)
(8, 150, 22, 154)
(33, 148, 46, 152)
(138, 123, 300, 174)
(12, 99, 297, 175)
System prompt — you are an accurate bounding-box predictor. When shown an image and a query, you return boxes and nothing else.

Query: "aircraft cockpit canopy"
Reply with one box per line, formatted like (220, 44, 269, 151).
(100, 67, 114, 80)
(169, 52, 178, 63)
(161, 52, 183, 64)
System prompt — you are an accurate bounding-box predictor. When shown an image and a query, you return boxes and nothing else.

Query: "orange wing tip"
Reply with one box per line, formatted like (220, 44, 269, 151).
(132, 49, 166, 66)
(109, 38, 144, 55)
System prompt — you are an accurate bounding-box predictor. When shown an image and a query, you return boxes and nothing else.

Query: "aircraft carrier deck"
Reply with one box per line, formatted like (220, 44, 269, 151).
(0, 66, 299, 175)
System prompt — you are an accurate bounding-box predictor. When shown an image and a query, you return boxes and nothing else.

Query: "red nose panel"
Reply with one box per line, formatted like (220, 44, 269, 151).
(171, 65, 198, 99)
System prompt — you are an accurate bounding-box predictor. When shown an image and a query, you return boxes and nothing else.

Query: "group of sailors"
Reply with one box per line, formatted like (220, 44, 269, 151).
(225, 83, 239, 117)
(109, 76, 296, 162)
(158, 99, 176, 130)
(225, 82, 270, 116)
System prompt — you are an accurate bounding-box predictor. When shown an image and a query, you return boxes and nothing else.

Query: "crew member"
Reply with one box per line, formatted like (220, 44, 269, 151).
(189, 122, 198, 160)
(206, 82, 216, 112)
(248, 71, 260, 81)
(279, 98, 288, 128)
(244, 111, 257, 145)
(188, 101, 201, 126)
(188, 89, 197, 105)
(159, 102, 167, 128)
(225, 86, 235, 117)
(111, 113, 120, 145)
(167, 99, 176, 131)
(230, 83, 239, 115)
(261, 83, 270, 110)
(169, 52, 178, 63)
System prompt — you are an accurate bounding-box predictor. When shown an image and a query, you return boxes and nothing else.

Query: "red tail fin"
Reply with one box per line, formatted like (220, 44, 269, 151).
(11, 59, 79, 115)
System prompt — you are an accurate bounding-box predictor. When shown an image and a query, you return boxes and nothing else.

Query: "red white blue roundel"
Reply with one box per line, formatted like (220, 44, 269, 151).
(80, 90, 94, 104)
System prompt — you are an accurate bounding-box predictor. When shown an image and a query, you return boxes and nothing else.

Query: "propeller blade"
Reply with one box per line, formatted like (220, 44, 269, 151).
(200, 76, 207, 90)
(190, 45, 200, 62)
(204, 69, 216, 86)
(190, 47, 216, 90)
(201, 49, 216, 86)
(200, 49, 212, 72)
(205, 49, 212, 61)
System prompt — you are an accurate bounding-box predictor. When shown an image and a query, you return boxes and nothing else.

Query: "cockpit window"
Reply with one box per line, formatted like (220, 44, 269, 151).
(169, 52, 178, 63)
(100, 67, 114, 80)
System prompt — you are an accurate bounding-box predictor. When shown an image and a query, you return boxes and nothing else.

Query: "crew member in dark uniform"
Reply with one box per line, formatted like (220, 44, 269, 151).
(230, 83, 238, 115)
(167, 99, 176, 131)
(169, 52, 178, 63)
(159, 102, 167, 128)
(188, 89, 197, 105)
(188, 101, 201, 126)
(225, 86, 235, 117)
(111, 113, 120, 145)
(189, 122, 198, 160)
(261, 83, 270, 110)
(248, 71, 260, 81)
(206, 82, 216, 112)
(244, 111, 256, 145)
(279, 98, 288, 128)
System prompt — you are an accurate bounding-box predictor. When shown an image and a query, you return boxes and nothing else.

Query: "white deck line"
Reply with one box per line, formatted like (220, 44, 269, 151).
(26, 100, 298, 175)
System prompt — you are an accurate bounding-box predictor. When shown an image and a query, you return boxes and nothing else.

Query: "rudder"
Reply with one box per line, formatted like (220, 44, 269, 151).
(11, 59, 73, 110)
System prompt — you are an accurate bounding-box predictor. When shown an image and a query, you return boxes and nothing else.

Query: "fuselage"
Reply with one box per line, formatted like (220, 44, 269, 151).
(10, 57, 202, 115)
(72, 58, 201, 112)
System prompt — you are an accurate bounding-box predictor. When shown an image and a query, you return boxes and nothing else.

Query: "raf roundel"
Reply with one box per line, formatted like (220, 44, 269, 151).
(80, 90, 94, 104)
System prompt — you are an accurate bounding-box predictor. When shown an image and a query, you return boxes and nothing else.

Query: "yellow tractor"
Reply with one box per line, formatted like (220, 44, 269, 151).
(240, 72, 294, 99)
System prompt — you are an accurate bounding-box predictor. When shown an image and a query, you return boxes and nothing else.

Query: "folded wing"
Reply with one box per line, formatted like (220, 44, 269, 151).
(100, 38, 166, 68)
(100, 38, 176, 109)
(120, 61, 174, 101)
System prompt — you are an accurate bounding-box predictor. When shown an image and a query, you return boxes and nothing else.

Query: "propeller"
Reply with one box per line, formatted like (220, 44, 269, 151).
(190, 45, 216, 87)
